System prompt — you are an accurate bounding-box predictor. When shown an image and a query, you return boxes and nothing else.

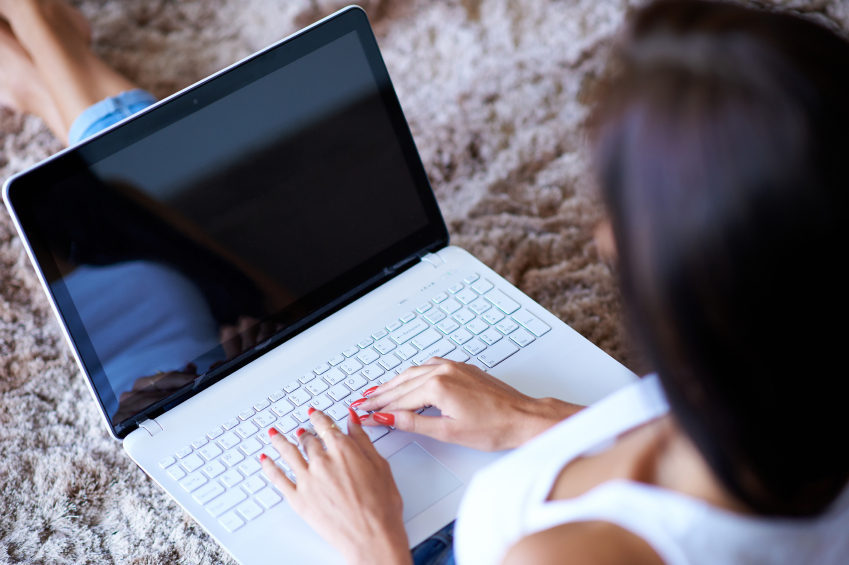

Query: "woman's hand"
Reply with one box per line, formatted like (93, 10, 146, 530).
(261, 408, 412, 565)
(355, 358, 583, 452)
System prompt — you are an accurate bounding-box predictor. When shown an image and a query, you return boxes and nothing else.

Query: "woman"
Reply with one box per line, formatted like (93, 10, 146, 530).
(3, 1, 847, 563)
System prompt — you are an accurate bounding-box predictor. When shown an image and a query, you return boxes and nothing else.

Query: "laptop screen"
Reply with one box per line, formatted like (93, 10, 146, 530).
(6, 9, 447, 435)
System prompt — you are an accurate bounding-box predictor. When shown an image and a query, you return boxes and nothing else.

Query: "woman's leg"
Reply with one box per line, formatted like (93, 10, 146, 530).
(0, 0, 138, 144)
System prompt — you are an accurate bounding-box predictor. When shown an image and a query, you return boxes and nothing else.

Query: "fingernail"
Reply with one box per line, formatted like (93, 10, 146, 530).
(307, 407, 315, 415)
(363, 386, 379, 397)
(372, 412, 395, 426)
(296, 428, 306, 437)
(260, 453, 267, 462)
(347, 407, 361, 425)
(359, 414, 370, 423)
(268, 427, 279, 437)
(350, 398, 367, 408)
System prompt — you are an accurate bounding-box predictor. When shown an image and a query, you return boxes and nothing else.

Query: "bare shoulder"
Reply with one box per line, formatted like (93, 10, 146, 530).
(501, 521, 664, 565)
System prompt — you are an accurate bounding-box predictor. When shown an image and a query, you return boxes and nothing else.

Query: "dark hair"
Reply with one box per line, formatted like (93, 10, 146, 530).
(593, 0, 849, 516)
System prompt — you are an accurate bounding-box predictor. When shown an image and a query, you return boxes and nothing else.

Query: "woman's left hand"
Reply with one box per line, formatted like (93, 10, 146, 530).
(261, 408, 413, 565)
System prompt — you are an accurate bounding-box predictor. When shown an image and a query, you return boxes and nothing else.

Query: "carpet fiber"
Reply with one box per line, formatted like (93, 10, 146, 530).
(2, 0, 847, 562)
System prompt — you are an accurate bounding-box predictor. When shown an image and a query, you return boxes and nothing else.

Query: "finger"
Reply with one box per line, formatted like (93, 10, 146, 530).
(421, 356, 452, 366)
(345, 407, 374, 454)
(367, 364, 439, 397)
(359, 371, 436, 412)
(309, 408, 345, 450)
(298, 427, 325, 460)
(260, 453, 295, 497)
(368, 410, 450, 443)
(270, 428, 308, 475)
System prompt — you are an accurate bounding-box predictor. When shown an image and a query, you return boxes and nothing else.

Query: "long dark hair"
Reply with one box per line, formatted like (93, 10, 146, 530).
(593, 0, 849, 516)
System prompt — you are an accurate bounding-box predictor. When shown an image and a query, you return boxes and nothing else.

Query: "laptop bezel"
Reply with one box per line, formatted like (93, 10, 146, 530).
(2, 6, 449, 440)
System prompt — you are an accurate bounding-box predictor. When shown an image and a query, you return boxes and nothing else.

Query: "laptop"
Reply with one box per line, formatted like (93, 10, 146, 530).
(2, 6, 636, 564)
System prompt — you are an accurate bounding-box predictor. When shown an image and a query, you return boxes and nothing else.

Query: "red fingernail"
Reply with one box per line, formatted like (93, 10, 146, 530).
(308, 407, 316, 415)
(268, 427, 279, 437)
(359, 414, 370, 423)
(350, 398, 367, 408)
(363, 386, 379, 397)
(373, 412, 395, 426)
(296, 428, 306, 437)
(347, 407, 361, 425)
(260, 454, 267, 462)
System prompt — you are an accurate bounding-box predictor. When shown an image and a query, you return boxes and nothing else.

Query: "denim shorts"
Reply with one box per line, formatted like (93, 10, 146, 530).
(67, 88, 158, 145)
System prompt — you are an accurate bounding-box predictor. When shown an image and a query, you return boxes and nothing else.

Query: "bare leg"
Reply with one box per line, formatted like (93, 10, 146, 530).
(0, 0, 138, 143)
(0, 19, 65, 141)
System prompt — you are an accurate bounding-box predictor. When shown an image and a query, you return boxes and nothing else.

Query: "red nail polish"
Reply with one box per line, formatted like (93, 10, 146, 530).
(347, 407, 361, 425)
(260, 453, 267, 462)
(268, 427, 279, 437)
(373, 412, 395, 426)
(350, 398, 367, 408)
(307, 407, 315, 415)
(359, 414, 370, 423)
(363, 386, 379, 397)
(296, 428, 306, 437)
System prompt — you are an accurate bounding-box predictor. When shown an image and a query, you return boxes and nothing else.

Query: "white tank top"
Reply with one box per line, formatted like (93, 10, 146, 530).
(454, 375, 849, 565)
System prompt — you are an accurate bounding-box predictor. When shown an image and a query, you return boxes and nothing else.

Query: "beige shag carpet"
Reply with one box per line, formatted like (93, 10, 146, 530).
(2, 0, 848, 562)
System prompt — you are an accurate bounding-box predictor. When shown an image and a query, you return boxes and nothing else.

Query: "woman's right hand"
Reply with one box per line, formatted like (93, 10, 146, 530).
(355, 358, 583, 452)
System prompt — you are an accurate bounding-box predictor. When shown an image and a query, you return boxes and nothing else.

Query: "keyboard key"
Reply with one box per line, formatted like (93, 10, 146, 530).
(362, 425, 390, 443)
(484, 289, 521, 314)
(328, 354, 345, 366)
(167, 466, 186, 480)
(440, 298, 462, 314)
(386, 320, 403, 332)
(395, 343, 418, 361)
(306, 379, 329, 396)
(221, 449, 245, 467)
(467, 357, 489, 372)
(219, 511, 245, 533)
(220, 469, 244, 488)
(159, 456, 176, 469)
(194, 481, 226, 505)
(395, 362, 414, 374)
(254, 411, 276, 428)
(180, 454, 204, 473)
(358, 337, 375, 348)
(342, 346, 359, 358)
(309, 395, 333, 411)
(450, 329, 473, 345)
(479, 327, 503, 346)
(202, 460, 227, 479)
(400, 312, 417, 324)
(412, 338, 457, 365)
(243, 475, 266, 494)
(411, 328, 442, 350)
(482, 309, 506, 325)
(327, 384, 351, 402)
(496, 319, 519, 335)
(222, 418, 239, 430)
(464, 339, 487, 356)
(180, 472, 208, 493)
(287, 389, 311, 406)
(371, 329, 388, 340)
(477, 340, 519, 368)
(269, 389, 287, 402)
(313, 363, 330, 375)
(292, 405, 312, 423)
(509, 328, 536, 347)
(238, 459, 262, 477)
(284, 381, 301, 394)
(218, 432, 240, 450)
(466, 319, 489, 335)
(238, 409, 255, 421)
(436, 319, 460, 335)
(324, 367, 346, 385)
(471, 278, 495, 294)
(361, 366, 385, 381)
(199, 444, 223, 461)
(339, 359, 363, 375)
(271, 399, 294, 417)
(424, 309, 447, 324)
(373, 337, 397, 355)
(445, 349, 470, 362)
(378, 354, 401, 370)
(416, 302, 432, 313)
(234, 422, 258, 439)
(343, 374, 367, 390)
(253, 399, 271, 412)
(356, 348, 380, 365)
(326, 403, 349, 421)
(454, 288, 478, 304)
(274, 415, 298, 433)
(256, 488, 282, 509)
(206, 427, 224, 440)
(298, 372, 315, 384)
(448, 283, 464, 294)
(512, 309, 552, 337)
(207, 489, 248, 518)
(239, 437, 263, 456)
(463, 273, 480, 284)
(237, 500, 264, 521)
(175, 446, 193, 459)
(390, 319, 428, 345)
(468, 298, 492, 315)
(432, 292, 448, 303)
(453, 309, 476, 325)
(258, 446, 280, 461)
(191, 436, 209, 449)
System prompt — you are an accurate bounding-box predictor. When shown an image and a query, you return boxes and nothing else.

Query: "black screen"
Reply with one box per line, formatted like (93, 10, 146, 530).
(6, 10, 446, 434)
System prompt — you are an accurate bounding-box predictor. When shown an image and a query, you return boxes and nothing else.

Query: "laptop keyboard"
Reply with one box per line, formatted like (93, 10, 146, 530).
(156, 273, 551, 533)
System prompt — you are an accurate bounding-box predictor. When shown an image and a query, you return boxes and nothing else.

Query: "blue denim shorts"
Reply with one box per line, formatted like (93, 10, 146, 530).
(67, 88, 158, 145)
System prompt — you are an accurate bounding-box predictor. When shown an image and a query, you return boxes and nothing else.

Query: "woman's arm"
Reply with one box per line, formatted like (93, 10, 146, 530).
(356, 358, 583, 452)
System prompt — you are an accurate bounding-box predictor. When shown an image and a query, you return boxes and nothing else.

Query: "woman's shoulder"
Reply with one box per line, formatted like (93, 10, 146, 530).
(501, 520, 664, 565)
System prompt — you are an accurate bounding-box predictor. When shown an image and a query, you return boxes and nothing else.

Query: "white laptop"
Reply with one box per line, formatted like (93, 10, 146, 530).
(2, 6, 635, 564)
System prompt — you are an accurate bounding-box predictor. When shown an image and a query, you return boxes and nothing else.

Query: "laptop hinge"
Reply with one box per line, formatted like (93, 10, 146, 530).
(137, 417, 163, 436)
(419, 252, 446, 268)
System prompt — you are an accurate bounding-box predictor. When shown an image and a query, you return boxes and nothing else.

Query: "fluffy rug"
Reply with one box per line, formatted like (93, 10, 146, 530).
(2, 0, 847, 562)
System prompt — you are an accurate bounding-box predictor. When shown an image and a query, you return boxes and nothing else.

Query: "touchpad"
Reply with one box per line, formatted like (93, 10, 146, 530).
(387, 442, 463, 523)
